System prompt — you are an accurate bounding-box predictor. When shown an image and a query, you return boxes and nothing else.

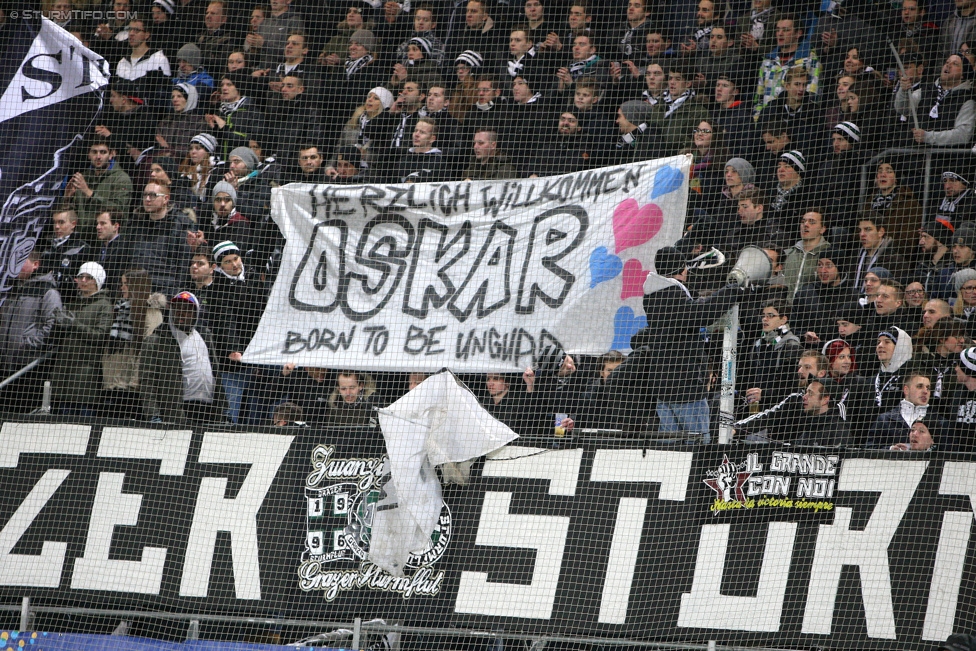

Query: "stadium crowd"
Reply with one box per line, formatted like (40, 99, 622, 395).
(8, 0, 976, 449)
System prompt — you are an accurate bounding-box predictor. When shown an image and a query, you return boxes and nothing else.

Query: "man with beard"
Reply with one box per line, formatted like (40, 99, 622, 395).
(896, 53, 976, 147)
(913, 219, 955, 298)
(532, 110, 594, 176)
(790, 378, 851, 446)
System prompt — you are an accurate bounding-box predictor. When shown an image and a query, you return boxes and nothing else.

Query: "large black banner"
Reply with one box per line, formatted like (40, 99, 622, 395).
(1, 419, 974, 650)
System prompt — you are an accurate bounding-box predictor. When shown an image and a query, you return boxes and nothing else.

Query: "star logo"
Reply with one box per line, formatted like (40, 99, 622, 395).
(703, 455, 752, 506)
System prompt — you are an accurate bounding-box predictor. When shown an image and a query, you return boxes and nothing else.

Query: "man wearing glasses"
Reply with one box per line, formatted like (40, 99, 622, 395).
(116, 19, 172, 81)
(129, 181, 194, 295)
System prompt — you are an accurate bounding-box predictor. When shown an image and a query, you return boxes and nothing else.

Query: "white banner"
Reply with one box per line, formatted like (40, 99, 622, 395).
(243, 156, 690, 372)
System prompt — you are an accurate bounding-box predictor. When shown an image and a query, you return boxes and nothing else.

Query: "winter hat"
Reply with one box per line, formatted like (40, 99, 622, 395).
(77, 262, 106, 290)
(817, 247, 852, 279)
(921, 218, 955, 246)
(654, 246, 687, 277)
(835, 302, 868, 326)
(111, 78, 145, 105)
(724, 157, 755, 186)
(866, 266, 893, 281)
(190, 133, 217, 154)
(954, 222, 976, 248)
(229, 146, 259, 171)
(368, 86, 394, 109)
(177, 43, 202, 68)
(953, 267, 976, 294)
(455, 50, 484, 68)
(153, 0, 176, 15)
(212, 180, 238, 204)
(409, 37, 433, 56)
(174, 81, 199, 112)
(212, 241, 241, 262)
(779, 150, 806, 176)
(822, 338, 857, 373)
(350, 29, 378, 52)
(942, 166, 973, 186)
(878, 330, 898, 344)
(833, 121, 861, 143)
(620, 99, 653, 125)
(335, 145, 363, 167)
(960, 347, 976, 375)
(954, 51, 976, 82)
(171, 290, 200, 307)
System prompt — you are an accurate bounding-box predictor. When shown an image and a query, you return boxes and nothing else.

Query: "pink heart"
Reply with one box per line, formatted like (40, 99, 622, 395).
(612, 199, 664, 254)
(620, 259, 650, 300)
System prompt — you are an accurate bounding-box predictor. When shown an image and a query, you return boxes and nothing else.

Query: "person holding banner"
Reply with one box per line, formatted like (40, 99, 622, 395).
(620, 246, 744, 438)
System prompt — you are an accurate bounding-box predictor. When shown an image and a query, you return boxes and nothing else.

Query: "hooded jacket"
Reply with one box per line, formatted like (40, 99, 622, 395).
(874, 327, 913, 416)
(0, 271, 62, 372)
(140, 299, 224, 423)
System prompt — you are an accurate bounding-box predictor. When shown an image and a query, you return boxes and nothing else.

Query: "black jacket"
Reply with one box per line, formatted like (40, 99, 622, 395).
(90, 234, 134, 296)
(623, 277, 742, 404)
(128, 208, 195, 296)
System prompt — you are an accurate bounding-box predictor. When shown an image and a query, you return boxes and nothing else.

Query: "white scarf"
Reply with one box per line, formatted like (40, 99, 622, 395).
(899, 399, 928, 427)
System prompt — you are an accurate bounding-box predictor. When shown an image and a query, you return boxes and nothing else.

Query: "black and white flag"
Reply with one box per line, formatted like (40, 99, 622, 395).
(0, 14, 109, 303)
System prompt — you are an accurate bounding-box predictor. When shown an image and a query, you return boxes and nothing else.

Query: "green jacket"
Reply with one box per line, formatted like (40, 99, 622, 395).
(72, 164, 133, 227)
(52, 291, 113, 405)
(647, 98, 710, 158)
(782, 237, 831, 300)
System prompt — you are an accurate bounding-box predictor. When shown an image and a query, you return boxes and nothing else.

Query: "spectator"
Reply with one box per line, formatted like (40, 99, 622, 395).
(890, 419, 941, 451)
(873, 327, 914, 416)
(64, 137, 133, 230)
(913, 221, 953, 300)
(272, 401, 306, 426)
(417, 84, 460, 151)
(615, 0, 653, 60)
(479, 372, 534, 433)
(208, 240, 265, 424)
(91, 0, 135, 63)
(37, 207, 90, 294)
(941, 0, 976, 58)
(792, 249, 854, 343)
(883, 0, 939, 65)
(186, 180, 253, 256)
(821, 338, 872, 435)
(641, 62, 667, 105)
(186, 246, 217, 324)
(813, 122, 865, 233)
(532, 110, 594, 177)
(935, 164, 976, 225)
(859, 158, 922, 262)
(173, 43, 215, 90)
(853, 215, 907, 289)
(613, 100, 655, 166)
(753, 13, 822, 119)
(462, 129, 518, 180)
(696, 25, 745, 88)
(116, 18, 172, 81)
(873, 279, 915, 333)
(155, 82, 209, 161)
(711, 73, 755, 157)
(287, 143, 329, 184)
(556, 31, 610, 93)
(835, 304, 875, 362)
(922, 298, 954, 331)
(253, 31, 314, 101)
(51, 262, 113, 417)
(0, 250, 62, 413)
(449, 0, 503, 64)
(501, 27, 546, 90)
(646, 61, 708, 157)
(193, 1, 234, 74)
(896, 52, 976, 147)
(393, 117, 448, 183)
(93, 210, 135, 296)
(679, 0, 719, 54)
(623, 245, 743, 439)
(149, 0, 181, 60)
(205, 72, 265, 160)
(738, 298, 802, 417)
(325, 146, 370, 183)
(251, 0, 304, 70)
(522, 0, 554, 45)
(129, 181, 194, 295)
(174, 133, 224, 214)
(736, 0, 775, 55)
(682, 119, 727, 212)
(720, 187, 782, 256)
(760, 66, 824, 155)
(867, 371, 940, 448)
(790, 378, 851, 446)
(326, 370, 376, 426)
(768, 150, 809, 225)
(385, 81, 428, 165)
(103, 268, 164, 416)
(96, 80, 157, 182)
(390, 37, 443, 91)
(140, 290, 222, 424)
(538, 2, 591, 59)
(921, 319, 968, 418)
(450, 50, 484, 121)
(318, 4, 374, 64)
(734, 349, 829, 441)
(394, 6, 445, 67)
(952, 345, 976, 450)
(783, 209, 830, 299)
(952, 267, 976, 334)
(218, 146, 271, 221)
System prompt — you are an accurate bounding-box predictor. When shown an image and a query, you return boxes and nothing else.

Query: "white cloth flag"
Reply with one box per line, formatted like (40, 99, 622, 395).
(372, 370, 519, 576)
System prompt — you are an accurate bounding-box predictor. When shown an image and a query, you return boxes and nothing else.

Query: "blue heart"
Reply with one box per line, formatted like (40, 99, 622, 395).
(612, 306, 648, 351)
(589, 246, 623, 288)
(650, 165, 684, 199)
